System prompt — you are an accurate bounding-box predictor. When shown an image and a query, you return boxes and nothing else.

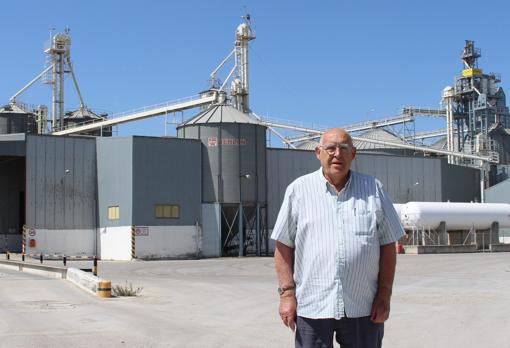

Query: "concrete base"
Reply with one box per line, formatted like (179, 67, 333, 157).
(67, 268, 111, 297)
(0, 257, 110, 297)
(0, 259, 67, 278)
(26, 229, 96, 257)
(98, 225, 199, 261)
(404, 245, 478, 254)
(489, 243, 510, 252)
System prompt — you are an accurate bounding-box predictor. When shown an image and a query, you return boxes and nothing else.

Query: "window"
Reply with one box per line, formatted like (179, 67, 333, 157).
(155, 204, 180, 219)
(108, 205, 120, 220)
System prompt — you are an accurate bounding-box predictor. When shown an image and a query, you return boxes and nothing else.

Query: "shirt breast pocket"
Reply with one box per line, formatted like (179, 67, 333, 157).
(352, 211, 374, 236)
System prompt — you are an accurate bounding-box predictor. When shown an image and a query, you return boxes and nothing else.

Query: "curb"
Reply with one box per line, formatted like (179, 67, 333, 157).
(67, 268, 112, 298)
(0, 259, 67, 279)
(0, 259, 111, 298)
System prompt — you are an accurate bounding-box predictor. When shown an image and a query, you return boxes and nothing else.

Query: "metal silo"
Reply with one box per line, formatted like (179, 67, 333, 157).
(56, 108, 112, 136)
(177, 104, 267, 256)
(0, 104, 37, 134)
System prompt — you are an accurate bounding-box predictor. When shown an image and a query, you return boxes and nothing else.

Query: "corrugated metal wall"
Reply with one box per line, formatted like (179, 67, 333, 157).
(96, 137, 133, 227)
(26, 135, 97, 229)
(352, 154, 443, 202)
(201, 203, 221, 257)
(485, 178, 510, 203)
(485, 178, 510, 242)
(132, 136, 202, 226)
(266, 149, 319, 227)
(440, 161, 481, 202)
(267, 148, 481, 228)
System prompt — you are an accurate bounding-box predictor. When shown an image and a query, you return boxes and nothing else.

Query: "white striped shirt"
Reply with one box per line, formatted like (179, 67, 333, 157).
(271, 168, 404, 319)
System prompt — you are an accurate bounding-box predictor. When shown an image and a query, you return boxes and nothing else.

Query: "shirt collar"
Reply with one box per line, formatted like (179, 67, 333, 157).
(317, 167, 354, 194)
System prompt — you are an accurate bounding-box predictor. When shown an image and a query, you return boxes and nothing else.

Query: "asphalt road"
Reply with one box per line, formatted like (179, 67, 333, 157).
(1, 253, 510, 348)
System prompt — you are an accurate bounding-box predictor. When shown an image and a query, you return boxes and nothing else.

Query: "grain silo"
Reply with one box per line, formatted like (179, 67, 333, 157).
(177, 103, 267, 256)
(0, 104, 37, 134)
(56, 108, 112, 136)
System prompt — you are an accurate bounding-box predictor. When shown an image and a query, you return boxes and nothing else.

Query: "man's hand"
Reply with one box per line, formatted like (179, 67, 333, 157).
(370, 288, 391, 323)
(372, 242, 397, 323)
(279, 292, 297, 331)
(275, 242, 297, 331)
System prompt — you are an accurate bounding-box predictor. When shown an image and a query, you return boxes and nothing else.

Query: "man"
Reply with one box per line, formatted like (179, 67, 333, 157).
(272, 128, 404, 348)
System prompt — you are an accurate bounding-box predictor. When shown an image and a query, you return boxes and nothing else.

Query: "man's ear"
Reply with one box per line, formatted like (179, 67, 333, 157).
(351, 147, 357, 160)
(315, 147, 321, 160)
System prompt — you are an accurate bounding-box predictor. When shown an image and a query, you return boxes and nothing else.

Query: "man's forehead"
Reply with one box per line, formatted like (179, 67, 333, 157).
(322, 130, 351, 143)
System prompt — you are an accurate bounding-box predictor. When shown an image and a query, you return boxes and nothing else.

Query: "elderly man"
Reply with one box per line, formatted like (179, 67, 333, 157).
(272, 128, 404, 348)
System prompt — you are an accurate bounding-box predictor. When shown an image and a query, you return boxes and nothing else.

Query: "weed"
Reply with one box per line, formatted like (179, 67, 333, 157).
(112, 281, 143, 297)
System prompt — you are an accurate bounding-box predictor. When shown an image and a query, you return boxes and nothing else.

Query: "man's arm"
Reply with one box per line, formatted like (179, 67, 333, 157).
(370, 242, 397, 323)
(274, 241, 297, 330)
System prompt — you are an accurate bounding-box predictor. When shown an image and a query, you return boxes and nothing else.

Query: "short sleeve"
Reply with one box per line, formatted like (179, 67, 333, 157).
(271, 183, 298, 248)
(376, 180, 405, 245)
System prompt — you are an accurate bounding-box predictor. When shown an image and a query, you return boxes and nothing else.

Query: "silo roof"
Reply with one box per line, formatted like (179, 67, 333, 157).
(295, 129, 407, 151)
(296, 140, 319, 150)
(179, 104, 262, 126)
(353, 128, 407, 150)
(430, 136, 473, 153)
(0, 103, 30, 114)
(65, 108, 104, 119)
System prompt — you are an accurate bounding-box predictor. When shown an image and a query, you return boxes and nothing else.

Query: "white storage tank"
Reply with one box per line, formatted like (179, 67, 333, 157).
(393, 204, 404, 220)
(401, 202, 510, 230)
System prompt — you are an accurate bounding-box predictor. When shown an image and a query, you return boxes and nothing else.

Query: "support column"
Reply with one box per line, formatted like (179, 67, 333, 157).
(490, 221, 499, 246)
(238, 203, 244, 257)
(437, 221, 448, 245)
(256, 203, 260, 256)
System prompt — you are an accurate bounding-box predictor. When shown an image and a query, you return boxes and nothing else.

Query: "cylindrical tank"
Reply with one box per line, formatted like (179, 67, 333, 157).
(401, 201, 510, 229)
(393, 204, 404, 220)
(295, 140, 319, 151)
(0, 104, 37, 134)
(177, 104, 266, 204)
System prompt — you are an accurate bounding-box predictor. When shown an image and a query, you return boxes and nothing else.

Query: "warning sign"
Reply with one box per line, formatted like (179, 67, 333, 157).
(208, 137, 218, 147)
(208, 137, 247, 146)
(135, 226, 149, 236)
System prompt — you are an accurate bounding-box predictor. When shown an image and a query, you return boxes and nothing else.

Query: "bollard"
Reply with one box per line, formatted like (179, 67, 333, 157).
(131, 226, 136, 260)
(22, 225, 27, 255)
(22, 253, 25, 262)
(40, 253, 43, 264)
(131, 226, 136, 259)
(63, 256, 67, 266)
(93, 256, 98, 276)
(97, 281, 112, 298)
(6, 252, 9, 260)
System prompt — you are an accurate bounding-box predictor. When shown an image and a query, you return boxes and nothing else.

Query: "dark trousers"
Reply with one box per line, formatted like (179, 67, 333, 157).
(295, 316, 384, 348)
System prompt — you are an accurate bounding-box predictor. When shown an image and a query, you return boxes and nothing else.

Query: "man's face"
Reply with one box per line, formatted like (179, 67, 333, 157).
(315, 129, 356, 182)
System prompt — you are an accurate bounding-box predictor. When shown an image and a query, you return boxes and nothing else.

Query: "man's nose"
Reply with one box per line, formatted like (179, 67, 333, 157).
(332, 147, 343, 156)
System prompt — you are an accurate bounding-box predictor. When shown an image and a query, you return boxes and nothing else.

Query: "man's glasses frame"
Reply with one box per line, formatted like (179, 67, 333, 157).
(319, 143, 353, 155)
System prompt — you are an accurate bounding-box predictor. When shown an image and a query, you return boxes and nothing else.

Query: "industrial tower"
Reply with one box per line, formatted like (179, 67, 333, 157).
(443, 40, 510, 166)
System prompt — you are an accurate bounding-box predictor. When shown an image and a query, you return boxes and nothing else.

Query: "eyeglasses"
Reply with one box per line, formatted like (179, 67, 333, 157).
(319, 143, 352, 155)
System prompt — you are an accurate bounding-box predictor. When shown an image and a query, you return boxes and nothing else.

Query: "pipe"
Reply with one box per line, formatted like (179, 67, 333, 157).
(66, 57, 86, 109)
(9, 65, 53, 103)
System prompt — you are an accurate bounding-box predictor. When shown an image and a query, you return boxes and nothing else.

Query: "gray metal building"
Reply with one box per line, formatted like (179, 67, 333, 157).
(0, 118, 485, 259)
(485, 178, 510, 242)
(96, 136, 202, 259)
(266, 148, 481, 229)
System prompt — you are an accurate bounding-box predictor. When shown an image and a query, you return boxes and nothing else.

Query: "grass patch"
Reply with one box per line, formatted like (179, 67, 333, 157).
(112, 281, 143, 297)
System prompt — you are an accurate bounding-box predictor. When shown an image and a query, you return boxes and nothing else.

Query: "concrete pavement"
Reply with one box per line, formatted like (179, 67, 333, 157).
(1, 253, 509, 347)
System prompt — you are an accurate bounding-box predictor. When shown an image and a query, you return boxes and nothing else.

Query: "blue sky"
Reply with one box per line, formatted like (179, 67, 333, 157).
(1, 0, 509, 140)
